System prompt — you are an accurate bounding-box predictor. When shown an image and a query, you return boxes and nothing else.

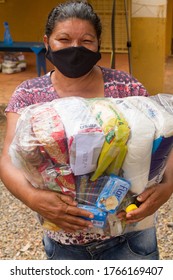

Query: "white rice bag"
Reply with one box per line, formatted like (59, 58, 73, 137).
(112, 98, 155, 193)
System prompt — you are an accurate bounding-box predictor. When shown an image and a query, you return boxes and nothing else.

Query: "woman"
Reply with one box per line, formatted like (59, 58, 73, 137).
(0, 1, 173, 260)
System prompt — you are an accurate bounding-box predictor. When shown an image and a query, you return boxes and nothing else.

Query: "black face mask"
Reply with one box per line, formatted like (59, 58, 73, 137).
(46, 46, 101, 78)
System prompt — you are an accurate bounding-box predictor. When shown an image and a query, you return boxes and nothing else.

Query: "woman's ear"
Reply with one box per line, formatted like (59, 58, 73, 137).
(43, 35, 49, 50)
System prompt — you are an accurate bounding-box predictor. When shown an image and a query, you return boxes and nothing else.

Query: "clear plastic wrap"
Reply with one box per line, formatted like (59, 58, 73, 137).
(9, 103, 76, 196)
(9, 94, 173, 236)
(151, 93, 173, 114)
(125, 95, 173, 186)
(111, 98, 155, 193)
(88, 98, 130, 180)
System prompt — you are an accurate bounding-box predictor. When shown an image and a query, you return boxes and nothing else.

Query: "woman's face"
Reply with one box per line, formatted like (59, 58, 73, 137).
(44, 18, 99, 52)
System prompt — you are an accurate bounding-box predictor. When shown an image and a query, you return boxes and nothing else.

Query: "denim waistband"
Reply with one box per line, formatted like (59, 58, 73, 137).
(84, 235, 126, 255)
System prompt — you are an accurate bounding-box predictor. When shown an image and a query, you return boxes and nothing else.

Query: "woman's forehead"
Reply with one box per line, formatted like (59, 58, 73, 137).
(54, 18, 96, 35)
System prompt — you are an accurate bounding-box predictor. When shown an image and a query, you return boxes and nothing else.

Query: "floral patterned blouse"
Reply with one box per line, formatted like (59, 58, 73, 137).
(6, 67, 149, 245)
(6, 67, 148, 113)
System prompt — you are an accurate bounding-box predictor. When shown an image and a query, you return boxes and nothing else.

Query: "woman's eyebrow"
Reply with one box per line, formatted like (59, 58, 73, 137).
(56, 32, 69, 36)
(84, 33, 96, 37)
(56, 32, 96, 38)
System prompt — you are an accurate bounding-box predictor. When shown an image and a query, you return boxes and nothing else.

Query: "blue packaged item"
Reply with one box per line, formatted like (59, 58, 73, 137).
(96, 175, 131, 213)
(78, 204, 107, 228)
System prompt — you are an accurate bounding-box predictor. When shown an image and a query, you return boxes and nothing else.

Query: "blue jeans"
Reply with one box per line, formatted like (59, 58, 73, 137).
(42, 227, 159, 260)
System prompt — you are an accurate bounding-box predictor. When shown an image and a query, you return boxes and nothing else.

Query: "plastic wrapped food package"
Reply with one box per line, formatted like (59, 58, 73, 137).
(9, 95, 173, 234)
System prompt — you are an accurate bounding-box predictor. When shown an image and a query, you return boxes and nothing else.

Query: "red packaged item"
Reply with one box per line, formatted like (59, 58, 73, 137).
(31, 107, 69, 165)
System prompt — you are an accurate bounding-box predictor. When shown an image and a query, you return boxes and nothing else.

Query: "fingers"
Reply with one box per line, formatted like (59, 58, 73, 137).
(125, 207, 145, 223)
(117, 200, 150, 224)
(56, 192, 77, 206)
(48, 208, 94, 233)
(136, 185, 156, 203)
(122, 185, 158, 224)
(62, 204, 94, 228)
(58, 218, 93, 232)
(60, 213, 93, 231)
(117, 208, 143, 224)
(65, 204, 94, 218)
(125, 189, 158, 223)
(34, 189, 95, 232)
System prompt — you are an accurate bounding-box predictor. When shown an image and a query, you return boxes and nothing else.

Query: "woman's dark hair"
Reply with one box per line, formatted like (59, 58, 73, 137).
(45, 1, 102, 40)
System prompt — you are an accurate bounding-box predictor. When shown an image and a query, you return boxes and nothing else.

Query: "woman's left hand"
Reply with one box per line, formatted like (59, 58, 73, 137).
(118, 182, 173, 224)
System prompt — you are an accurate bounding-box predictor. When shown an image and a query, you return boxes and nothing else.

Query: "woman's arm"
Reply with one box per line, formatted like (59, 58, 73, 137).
(0, 113, 93, 232)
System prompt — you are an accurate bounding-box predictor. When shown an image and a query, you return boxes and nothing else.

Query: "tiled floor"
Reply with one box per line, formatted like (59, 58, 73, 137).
(0, 52, 173, 106)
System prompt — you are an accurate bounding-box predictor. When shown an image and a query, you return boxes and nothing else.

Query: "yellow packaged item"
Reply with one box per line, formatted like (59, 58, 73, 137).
(106, 144, 128, 175)
(89, 99, 130, 181)
(42, 219, 61, 231)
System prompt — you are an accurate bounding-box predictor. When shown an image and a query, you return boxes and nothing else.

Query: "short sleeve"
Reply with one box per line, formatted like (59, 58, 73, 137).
(5, 73, 58, 113)
(5, 80, 34, 113)
(101, 67, 149, 98)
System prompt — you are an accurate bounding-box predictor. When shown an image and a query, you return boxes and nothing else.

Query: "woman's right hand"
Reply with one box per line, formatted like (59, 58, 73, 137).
(32, 189, 94, 232)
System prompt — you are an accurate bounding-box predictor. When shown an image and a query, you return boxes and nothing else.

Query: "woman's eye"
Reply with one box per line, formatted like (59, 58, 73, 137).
(83, 40, 93, 43)
(59, 38, 69, 42)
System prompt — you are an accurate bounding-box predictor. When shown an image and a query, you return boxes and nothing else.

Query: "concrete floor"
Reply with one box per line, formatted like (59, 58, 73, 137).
(0, 52, 173, 106)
